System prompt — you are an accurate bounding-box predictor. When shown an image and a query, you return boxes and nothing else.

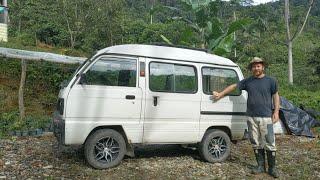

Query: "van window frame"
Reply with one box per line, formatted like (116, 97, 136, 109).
(79, 55, 139, 88)
(148, 61, 198, 94)
(201, 66, 241, 96)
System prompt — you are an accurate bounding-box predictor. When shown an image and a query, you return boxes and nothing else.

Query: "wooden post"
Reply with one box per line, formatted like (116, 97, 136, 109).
(19, 59, 26, 121)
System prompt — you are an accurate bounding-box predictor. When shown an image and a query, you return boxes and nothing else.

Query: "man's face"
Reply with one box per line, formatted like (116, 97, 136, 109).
(251, 63, 264, 77)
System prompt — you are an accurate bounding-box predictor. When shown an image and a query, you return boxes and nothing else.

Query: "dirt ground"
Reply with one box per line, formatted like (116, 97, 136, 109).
(0, 133, 319, 179)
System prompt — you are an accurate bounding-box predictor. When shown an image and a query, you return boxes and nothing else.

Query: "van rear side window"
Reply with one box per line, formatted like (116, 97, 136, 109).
(84, 57, 137, 87)
(149, 62, 197, 93)
(202, 67, 240, 96)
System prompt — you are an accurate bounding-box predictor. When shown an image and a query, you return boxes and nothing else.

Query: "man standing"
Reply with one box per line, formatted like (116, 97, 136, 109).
(212, 57, 280, 178)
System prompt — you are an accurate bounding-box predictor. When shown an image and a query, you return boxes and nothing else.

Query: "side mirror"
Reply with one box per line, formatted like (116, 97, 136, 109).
(79, 73, 87, 85)
(59, 80, 69, 88)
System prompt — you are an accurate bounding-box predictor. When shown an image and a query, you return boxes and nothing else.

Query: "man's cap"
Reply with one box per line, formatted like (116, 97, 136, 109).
(248, 57, 267, 69)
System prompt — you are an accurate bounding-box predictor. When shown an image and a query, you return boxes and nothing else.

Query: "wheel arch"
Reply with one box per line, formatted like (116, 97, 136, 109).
(204, 126, 232, 140)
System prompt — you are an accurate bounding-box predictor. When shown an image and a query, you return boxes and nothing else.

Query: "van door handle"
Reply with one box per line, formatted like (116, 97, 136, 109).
(153, 96, 159, 106)
(125, 95, 135, 100)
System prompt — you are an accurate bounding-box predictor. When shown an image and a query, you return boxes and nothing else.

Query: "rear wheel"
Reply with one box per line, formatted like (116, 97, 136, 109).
(84, 129, 126, 169)
(199, 129, 231, 163)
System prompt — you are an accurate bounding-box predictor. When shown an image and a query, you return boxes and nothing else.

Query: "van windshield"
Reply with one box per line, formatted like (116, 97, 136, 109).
(60, 56, 93, 88)
(74, 58, 90, 75)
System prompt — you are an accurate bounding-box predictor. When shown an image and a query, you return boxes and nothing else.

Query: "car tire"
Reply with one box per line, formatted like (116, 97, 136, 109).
(84, 129, 126, 169)
(199, 129, 231, 163)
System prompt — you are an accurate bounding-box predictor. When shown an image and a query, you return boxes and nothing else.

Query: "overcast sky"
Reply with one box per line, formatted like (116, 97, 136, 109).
(223, 0, 279, 5)
(252, 0, 278, 5)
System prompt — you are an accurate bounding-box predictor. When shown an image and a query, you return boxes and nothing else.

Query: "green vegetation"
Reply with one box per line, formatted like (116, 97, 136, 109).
(0, 0, 320, 137)
(0, 59, 76, 137)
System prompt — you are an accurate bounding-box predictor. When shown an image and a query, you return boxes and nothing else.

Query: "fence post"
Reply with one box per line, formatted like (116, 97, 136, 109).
(18, 59, 26, 121)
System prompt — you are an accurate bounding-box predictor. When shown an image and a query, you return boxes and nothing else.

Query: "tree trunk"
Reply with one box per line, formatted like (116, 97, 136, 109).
(19, 59, 27, 121)
(284, 0, 314, 85)
(110, 30, 113, 46)
(3, 0, 8, 24)
(150, 0, 155, 24)
(233, 11, 237, 58)
(201, 29, 205, 49)
(18, 17, 21, 33)
(62, 0, 75, 48)
(287, 41, 293, 84)
(284, 0, 293, 85)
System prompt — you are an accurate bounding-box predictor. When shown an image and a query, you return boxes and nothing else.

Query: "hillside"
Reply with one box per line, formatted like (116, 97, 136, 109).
(0, 1, 319, 178)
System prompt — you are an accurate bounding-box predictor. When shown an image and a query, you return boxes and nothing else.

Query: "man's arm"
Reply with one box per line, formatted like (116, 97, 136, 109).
(212, 84, 237, 100)
(272, 92, 280, 123)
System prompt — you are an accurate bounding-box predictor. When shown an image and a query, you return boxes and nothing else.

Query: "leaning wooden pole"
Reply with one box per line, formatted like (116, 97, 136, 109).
(18, 59, 26, 121)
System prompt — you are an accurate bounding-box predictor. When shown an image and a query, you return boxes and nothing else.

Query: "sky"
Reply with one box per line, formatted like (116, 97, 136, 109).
(252, 0, 278, 5)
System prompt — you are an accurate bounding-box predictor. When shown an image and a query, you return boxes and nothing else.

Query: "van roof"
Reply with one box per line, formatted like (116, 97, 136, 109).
(96, 44, 238, 67)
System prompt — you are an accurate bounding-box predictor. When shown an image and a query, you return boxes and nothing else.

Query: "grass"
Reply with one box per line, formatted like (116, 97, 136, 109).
(0, 62, 54, 137)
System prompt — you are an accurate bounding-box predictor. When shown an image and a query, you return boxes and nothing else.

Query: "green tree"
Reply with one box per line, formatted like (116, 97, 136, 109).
(284, 0, 315, 85)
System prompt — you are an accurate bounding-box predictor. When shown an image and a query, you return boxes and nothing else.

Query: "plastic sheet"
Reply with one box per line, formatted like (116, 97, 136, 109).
(279, 97, 320, 137)
(0, 47, 86, 64)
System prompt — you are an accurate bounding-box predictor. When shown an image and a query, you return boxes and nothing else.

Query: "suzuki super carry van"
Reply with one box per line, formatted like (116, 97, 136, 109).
(53, 44, 248, 169)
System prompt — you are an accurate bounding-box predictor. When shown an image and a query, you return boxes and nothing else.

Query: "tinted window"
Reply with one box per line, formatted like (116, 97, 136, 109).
(150, 62, 197, 93)
(202, 67, 240, 95)
(84, 57, 136, 87)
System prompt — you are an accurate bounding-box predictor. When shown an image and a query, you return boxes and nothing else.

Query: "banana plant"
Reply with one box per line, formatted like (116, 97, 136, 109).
(207, 18, 251, 56)
(161, 0, 251, 57)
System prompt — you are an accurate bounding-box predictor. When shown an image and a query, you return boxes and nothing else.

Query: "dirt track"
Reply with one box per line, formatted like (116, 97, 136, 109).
(0, 133, 319, 179)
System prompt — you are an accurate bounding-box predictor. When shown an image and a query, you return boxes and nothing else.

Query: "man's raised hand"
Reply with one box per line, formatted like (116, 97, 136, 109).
(212, 91, 222, 100)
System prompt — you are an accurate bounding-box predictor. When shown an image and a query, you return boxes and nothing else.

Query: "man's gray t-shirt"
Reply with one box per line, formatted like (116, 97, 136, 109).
(237, 75, 278, 117)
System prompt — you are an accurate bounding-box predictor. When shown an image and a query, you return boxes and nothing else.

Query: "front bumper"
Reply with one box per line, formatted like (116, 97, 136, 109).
(53, 111, 65, 145)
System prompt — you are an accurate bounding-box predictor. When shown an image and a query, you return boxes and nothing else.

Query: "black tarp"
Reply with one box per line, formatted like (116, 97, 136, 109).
(279, 97, 320, 137)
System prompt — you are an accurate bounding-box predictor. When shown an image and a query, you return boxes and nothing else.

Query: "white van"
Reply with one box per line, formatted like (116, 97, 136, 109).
(53, 44, 248, 169)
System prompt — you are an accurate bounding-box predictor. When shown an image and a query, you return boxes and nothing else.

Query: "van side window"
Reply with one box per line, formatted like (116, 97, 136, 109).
(149, 62, 197, 93)
(84, 57, 136, 87)
(202, 67, 240, 96)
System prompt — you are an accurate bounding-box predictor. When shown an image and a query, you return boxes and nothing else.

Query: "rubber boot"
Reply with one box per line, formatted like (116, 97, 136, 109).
(251, 149, 266, 174)
(266, 150, 280, 178)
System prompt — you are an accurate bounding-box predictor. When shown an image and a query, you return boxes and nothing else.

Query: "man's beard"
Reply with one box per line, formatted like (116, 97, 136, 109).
(253, 70, 263, 76)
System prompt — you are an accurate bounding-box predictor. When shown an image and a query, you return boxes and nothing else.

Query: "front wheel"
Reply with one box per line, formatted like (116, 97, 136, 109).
(84, 129, 126, 169)
(199, 129, 231, 163)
